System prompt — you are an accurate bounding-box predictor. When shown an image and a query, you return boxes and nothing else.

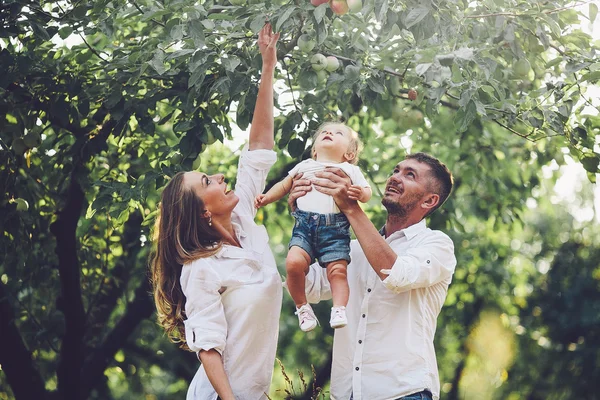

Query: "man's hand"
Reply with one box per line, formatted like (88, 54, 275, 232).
(313, 167, 359, 213)
(287, 173, 311, 211)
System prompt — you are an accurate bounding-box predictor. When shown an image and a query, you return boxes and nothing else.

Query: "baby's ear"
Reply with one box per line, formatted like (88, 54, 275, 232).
(344, 151, 356, 162)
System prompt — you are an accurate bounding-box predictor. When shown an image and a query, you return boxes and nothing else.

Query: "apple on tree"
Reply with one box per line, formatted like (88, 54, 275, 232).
(298, 34, 316, 53)
(346, 0, 361, 12)
(310, 0, 329, 6)
(330, 0, 349, 15)
(325, 56, 340, 72)
(316, 69, 328, 84)
(11, 138, 28, 156)
(311, 53, 328, 71)
(513, 58, 531, 79)
(11, 198, 29, 211)
(408, 89, 417, 101)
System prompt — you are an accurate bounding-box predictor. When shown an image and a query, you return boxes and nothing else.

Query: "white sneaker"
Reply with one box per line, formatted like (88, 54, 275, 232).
(330, 306, 348, 329)
(295, 304, 319, 332)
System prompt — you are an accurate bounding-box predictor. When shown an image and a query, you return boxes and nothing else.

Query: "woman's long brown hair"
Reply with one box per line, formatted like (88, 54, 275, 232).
(149, 172, 223, 350)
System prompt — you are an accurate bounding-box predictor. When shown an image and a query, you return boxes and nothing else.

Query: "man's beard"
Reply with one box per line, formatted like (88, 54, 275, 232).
(382, 194, 421, 218)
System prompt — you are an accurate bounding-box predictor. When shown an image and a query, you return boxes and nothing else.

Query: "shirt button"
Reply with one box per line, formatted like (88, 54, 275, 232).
(358, 340, 362, 344)
(367, 288, 371, 292)
(427, 260, 431, 264)
(355, 367, 359, 371)
(362, 314, 366, 318)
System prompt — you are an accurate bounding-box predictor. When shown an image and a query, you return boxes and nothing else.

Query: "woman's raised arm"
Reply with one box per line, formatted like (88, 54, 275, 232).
(248, 23, 280, 151)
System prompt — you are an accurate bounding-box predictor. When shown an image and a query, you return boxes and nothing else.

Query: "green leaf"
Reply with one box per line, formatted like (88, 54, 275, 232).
(170, 24, 184, 41)
(211, 76, 231, 96)
(590, 3, 598, 24)
(148, 50, 166, 75)
(581, 71, 600, 83)
(165, 49, 195, 61)
(545, 57, 563, 68)
(404, 6, 429, 29)
(288, 138, 305, 158)
(188, 20, 206, 47)
(58, 26, 73, 40)
(30, 21, 51, 41)
(580, 155, 599, 173)
(222, 56, 241, 72)
(275, 6, 297, 33)
(188, 66, 207, 88)
(374, 0, 389, 22)
(345, 65, 361, 83)
(313, 4, 327, 24)
(367, 77, 385, 94)
(174, 120, 195, 132)
(455, 100, 477, 132)
(298, 70, 318, 90)
(415, 63, 432, 76)
(250, 14, 267, 33)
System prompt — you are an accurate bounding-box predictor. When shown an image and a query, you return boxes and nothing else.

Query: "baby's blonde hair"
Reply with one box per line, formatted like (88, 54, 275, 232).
(310, 122, 363, 165)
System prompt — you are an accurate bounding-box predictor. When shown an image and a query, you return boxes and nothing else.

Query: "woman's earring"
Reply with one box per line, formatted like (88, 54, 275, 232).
(208, 215, 212, 226)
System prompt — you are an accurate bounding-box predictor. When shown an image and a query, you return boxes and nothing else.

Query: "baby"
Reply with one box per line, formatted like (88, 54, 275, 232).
(255, 122, 371, 331)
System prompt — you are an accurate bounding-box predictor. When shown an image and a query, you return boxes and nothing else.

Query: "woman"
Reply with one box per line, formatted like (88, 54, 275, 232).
(150, 24, 281, 400)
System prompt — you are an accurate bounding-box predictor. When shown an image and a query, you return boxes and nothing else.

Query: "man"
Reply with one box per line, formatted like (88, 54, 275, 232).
(288, 153, 456, 400)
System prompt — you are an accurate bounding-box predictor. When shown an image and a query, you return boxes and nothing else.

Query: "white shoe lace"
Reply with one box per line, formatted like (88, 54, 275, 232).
(295, 304, 318, 328)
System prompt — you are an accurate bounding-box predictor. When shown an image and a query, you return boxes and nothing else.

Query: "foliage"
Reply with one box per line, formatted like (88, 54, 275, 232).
(1, 0, 599, 399)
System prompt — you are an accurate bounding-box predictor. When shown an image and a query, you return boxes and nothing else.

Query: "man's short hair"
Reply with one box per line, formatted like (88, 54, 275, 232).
(406, 152, 453, 217)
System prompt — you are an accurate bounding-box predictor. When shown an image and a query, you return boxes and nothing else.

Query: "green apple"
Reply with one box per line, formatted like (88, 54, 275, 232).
(12, 138, 28, 155)
(346, 0, 362, 12)
(316, 69, 328, 84)
(170, 152, 183, 164)
(325, 56, 340, 72)
(13, 198, 29, 211)
(23, 132, 41, 148)
(310, 53, 328, 71)
(298, 34, 316, 53)
(513, 58, 531, 78)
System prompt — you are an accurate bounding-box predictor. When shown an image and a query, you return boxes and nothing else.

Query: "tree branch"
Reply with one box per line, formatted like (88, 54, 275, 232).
(80, 276, 154, 399)
(84, 212, 143, 342)
(0, 283, 49, 400)
(50, 171, 87, 400)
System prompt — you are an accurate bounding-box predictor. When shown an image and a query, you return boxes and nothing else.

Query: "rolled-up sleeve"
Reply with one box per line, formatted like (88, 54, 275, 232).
(183, 267, 227, 355)
(381, 233, 456, 294)
(234, 145, 277, 218)
(304, 262, 332, 304)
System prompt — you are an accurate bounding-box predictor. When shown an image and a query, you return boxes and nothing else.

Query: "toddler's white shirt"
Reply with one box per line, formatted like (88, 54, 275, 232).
(288, 159, 370, 214)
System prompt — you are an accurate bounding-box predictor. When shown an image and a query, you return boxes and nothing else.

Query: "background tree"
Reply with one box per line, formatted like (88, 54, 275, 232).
(1, 0, 598, 399)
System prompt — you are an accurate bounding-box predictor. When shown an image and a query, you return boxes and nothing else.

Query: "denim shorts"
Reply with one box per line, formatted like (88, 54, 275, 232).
(289, 209, 351, 267)
(350, 390, 432, 400)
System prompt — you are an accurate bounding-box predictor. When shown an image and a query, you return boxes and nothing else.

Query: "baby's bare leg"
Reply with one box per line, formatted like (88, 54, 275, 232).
(286, 246, 312, 307)
(326, 260, 349, 308)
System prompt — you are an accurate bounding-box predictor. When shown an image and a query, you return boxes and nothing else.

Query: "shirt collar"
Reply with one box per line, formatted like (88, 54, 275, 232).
(380, 219, 427, 240)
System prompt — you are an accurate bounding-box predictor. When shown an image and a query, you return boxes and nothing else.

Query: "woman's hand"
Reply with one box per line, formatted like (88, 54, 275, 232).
(258, 23, 280, 70)
(287, 173, 311, 211)
(313, 167, 360, 213)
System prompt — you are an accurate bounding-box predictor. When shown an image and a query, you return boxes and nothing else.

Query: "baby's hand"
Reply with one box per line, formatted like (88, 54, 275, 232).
(255, 194, 267, 209)
(347, 185, 364, 201)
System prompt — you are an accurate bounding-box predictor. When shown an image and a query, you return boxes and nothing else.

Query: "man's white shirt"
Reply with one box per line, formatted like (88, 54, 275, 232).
(305, 219, 456, 400)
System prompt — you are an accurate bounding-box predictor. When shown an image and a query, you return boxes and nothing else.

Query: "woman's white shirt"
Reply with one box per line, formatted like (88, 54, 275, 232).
(180, 147, 283, 400)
